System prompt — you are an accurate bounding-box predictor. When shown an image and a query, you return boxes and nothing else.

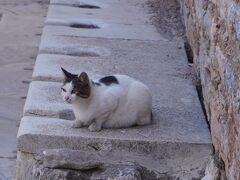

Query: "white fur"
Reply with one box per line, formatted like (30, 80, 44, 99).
(61, 74, 152, 132)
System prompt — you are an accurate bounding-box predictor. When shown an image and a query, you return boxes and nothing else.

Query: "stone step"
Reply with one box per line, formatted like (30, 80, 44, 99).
(48, 0, 150, 25)
(22, 78, 211, 143)
(18, 116, 212, 178)
(44, 0, 166, 41)
(23, 81, 73, 120)
(43, 22, 166, 41)
(36, 36, 189, 82)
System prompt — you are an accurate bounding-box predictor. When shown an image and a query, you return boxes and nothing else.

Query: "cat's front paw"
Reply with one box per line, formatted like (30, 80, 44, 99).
(72, 121, 84, 128)
(88, 122, 102, 132)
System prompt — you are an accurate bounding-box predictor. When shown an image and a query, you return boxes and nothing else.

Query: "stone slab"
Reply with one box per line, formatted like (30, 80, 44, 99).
(44, 22, 166, 41)
(30, 37, 211, 144)
(47, 1, 149, 25)
(17, 116, 212, 178)
(50, 0, 105, 7)
(23, 81, 74, 120)
(43, 149, 103, 170)
(45, 0, 175, 41)
(35, 37, 189, 82)
(28, 57, 212, 147)
(22, 76, 211, 143)
(50, 0, 143, 9)
(39, 35, 113, 57)
(25, 148, 142, 180)
(31, 164, 141, 180)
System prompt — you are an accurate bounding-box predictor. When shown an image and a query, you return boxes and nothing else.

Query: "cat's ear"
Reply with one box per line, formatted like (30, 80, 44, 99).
(78, 72, 89, 85)
(61, 67, 76, 81)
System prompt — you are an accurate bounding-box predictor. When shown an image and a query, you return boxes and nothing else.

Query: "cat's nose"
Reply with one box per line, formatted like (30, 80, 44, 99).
(65, 96, 70, 101)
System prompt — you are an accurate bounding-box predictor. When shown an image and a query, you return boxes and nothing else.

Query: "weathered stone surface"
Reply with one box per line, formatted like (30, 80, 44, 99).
(179, 0, 240, 178)
(36, 36, 189, 83)
(48, 0, 149, 25)
(28, 67, 211, 147)
(43, 149, 103, 170)
(17, 0, 213, 179)
(145, 0, 185, 40)
(45, 0, 167, 41)
(33, 160, 141, 180)
(23, 81, 74, 120)
(28, 34, 212, 148)
(17, 150, 142, 180)
(42, 148, 154, 180)
(17, 116, 211, 179)
(91, 163, 142, 180)
(44, 22, 165, 41)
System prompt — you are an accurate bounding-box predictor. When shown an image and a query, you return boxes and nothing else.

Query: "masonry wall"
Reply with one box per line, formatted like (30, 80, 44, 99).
(178, 0, 240, 179)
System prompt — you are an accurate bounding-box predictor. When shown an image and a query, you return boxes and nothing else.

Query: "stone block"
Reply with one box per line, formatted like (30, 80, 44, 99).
(48, 1, 149, 25)
(35, 36, 189, 82)
(43, 149, 103, 170)
(23, 81, 74, 120)
(44, 21, 165, 41)
(17, 116, 212, 178)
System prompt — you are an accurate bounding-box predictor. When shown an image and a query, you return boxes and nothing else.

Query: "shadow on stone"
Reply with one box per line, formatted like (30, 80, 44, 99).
(59, 110, 75, 120)
(72, 4, 100, 9)
(184, 41, 193, 64)
(69, 23, 100, 29)
(52, 3, 100, 9)
(40, 50, 101, 57)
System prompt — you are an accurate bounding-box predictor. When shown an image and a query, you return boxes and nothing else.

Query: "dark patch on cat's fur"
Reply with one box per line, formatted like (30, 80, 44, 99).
(61, 67, 78, 83)
(99, 76, 119, 86)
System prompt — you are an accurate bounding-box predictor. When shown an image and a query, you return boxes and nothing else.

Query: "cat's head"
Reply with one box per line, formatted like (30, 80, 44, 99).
(61, 67, 91, 104)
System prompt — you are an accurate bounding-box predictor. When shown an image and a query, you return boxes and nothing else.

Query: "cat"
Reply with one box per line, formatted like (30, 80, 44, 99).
(61, 67, 152, 132)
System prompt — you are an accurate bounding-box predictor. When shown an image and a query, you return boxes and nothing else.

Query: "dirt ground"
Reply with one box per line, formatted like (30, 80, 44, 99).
(0, 1, 48, 179)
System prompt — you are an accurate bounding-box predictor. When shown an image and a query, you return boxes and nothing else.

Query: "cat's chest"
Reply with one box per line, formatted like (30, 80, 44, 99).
(72, 104, 89, 117)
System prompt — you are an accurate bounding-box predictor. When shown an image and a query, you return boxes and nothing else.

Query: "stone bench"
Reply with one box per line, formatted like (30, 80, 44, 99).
(17, 0, 212, 179)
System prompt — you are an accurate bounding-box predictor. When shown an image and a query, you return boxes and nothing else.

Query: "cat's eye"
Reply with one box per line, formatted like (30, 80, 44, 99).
(61, 88, 66, 92)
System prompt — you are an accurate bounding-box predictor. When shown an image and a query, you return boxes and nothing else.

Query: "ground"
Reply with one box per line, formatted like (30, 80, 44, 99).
(0, 1, 48, 179)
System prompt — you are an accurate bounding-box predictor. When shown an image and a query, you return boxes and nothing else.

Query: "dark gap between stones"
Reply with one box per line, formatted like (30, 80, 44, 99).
(75, 4, 100, 9)
(184, 39, 211, 129)
(196, 83, 211, 130)
(69, 23, 100, 29)
(40, 51, 100, 57)
(52, 3, 100, 9)
(184, 41, 193, 64)
(22, 80, 31, 84)
(24, 67, 34, 71)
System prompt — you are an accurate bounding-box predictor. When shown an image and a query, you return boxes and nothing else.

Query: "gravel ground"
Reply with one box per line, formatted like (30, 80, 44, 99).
(145, 0, 185, 40)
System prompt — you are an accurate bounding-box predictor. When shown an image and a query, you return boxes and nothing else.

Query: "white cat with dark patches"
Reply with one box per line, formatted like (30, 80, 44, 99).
(61, 68, 152, 132)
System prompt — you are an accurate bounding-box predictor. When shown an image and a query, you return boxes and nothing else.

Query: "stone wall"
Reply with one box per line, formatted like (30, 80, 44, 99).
(179, 0, 240, 179)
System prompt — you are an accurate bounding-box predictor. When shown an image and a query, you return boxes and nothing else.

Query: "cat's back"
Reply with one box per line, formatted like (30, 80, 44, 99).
(114, 74, 149, 91)
(98, 74, 150, 97)
(113, 74, 141, 86)
(98, 74, 135, 88)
